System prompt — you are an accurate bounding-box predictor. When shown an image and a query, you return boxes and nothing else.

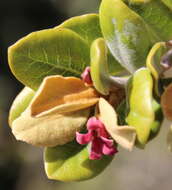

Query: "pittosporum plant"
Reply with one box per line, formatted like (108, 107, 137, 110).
(7, 0, 172, 182)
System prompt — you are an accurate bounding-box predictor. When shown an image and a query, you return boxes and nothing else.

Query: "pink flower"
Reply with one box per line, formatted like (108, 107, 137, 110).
(76, 117, 118, 160)
(81, 67, 93, 85)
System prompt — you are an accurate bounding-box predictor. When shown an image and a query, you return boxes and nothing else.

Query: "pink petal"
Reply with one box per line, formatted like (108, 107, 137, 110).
(100, 136, 114, 147)
(87, 117, 107, 137)
(81, 67, 92, 85)
(102, 144, 118, 156)
(87, 117, 99, 131)
(99, 126, 109, 138)
(87, 117, 109, 138)
(76, 131, 92, 145)
(89, 137, 103, 160)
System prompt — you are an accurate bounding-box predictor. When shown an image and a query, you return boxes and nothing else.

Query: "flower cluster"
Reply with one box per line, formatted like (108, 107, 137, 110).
(76, 117, 118, 160)
(75, 67, 136, 160)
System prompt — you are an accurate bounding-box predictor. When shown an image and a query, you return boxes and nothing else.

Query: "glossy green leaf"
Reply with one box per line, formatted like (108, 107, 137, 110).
(129, 0, 172, 41)
(146, 42, 167, 80)
(117, 96, 163, 141)
(57, 13, 126, 76)
(9, 87, 35, 126)
(90, 38, 128, 95)
(146, 42, 167, 96)
(90, 38, 110, 95)
(44, 141, 113, 182)
(8, 28, 90, 90)
(56, 14, 102, 46)
(99, 0, 159, 73)
(146, 41, 172, 96)
(126, 68, 154, 147)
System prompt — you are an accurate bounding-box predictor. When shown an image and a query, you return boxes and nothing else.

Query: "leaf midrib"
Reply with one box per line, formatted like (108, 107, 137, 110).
(16, 54, 82, 76)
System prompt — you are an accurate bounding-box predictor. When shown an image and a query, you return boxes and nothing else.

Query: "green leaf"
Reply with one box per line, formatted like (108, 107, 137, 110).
(56, 14, 102, 46)
(129, 0, 172, 41)
(146, 42, 167, 79)
(126, 68, 154, 147)
(44, 141, 113, 182)
(9, 87, 35, 126)
(90, 38, 110, 95)
(99, 0, 159, 73)
(146, 41, 172, 96)
(90, 38, 128, 95)
(146, 42, 167, 96)
(57, 13, 126, 75)
(8, 28, 90, 90)
(116, 93, 163, 140)
(162, 0, 172, 10)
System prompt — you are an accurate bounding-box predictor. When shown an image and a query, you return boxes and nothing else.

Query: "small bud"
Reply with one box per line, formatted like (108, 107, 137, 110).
(81, 67, 93, 85)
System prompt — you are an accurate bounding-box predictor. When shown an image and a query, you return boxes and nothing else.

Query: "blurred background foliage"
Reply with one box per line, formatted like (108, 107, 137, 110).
(0, 0, 172, 189)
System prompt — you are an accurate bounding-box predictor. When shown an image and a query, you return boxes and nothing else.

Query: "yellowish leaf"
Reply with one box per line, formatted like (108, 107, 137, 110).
(99, 98, 136, 151)
(9, 87, 35, 126)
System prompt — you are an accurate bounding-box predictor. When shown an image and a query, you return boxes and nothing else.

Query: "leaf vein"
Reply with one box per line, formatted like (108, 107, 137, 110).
(24, 52, 81, 75)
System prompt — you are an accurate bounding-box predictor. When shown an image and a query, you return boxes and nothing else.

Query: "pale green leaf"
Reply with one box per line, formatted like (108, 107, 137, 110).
(44, 141, 113, 182)
(146, 42, 167, 96)
(90, 38, 110, 95)
(146, 42, 167, 80)
(56, 14, 102, 46)
(9, 87, 35, 126)
(126, 68, 154, 147)
(146, 41, 172, 97)
(90, 38, 128, 95)
(129, 0, 172, 41)
(57, 13, 126, 76)
(99, 0, 159, 73)
(8, 28, 90, 90)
